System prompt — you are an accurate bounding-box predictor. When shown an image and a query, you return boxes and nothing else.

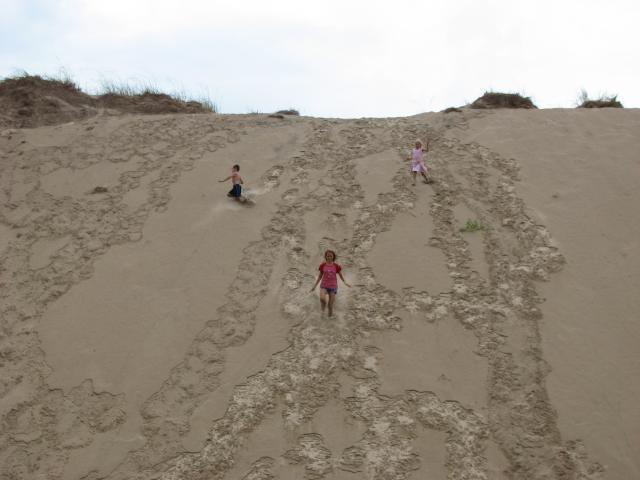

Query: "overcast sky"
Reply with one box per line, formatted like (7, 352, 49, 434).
(1, 0, 638, 117)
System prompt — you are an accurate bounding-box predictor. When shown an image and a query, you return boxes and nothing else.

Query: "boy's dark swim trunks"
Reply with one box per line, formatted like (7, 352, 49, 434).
(228, 184, 242, 198)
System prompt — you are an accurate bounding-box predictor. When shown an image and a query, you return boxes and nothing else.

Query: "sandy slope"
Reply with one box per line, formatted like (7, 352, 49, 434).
(0, 108, 638, 479)
(449, 109, 640, 479)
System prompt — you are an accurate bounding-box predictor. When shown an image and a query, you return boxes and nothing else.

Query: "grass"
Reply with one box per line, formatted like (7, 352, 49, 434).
(97, 79, 217, 112)
(470, 91, 537, 109)
(196, 96, 218, 113)
(275, 108, 300, 115)
(459, 219, 483, 233)
(98, 78, 162, 97)
(576, 89, 623, 108)
(1, 68, 82, 92)
(0, 71, 220, 116)
(2, 69, 629, 115)
(160, 86, 219, 113)
(47, 67, 76, 88)
(249, 108, 300, 116)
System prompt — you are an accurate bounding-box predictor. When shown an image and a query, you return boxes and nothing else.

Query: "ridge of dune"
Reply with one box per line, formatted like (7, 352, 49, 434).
(1, 107, 638, 479)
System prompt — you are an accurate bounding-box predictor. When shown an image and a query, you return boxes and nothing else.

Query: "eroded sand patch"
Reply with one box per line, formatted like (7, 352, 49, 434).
(297, 397, 367, 464)
(121, 170, 160, 211)
(303, 207, 351, 259)
(40, 160, 135, 198)
(411, 427, 447, 480)
(368, 193, 450, 295)
(366, 312, 487, 410)
(223, 407, 304, 480)
(485, 440, 510, 479)
(6, 168, 35, 204)
(353, 149, 402, 205)
(62, 426, 145, 480)
(29, 235, 70, 269)
(0, 223, 14, 254)
(182, 250, 292, 451)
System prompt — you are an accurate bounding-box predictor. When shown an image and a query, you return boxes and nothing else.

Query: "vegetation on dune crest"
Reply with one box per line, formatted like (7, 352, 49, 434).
(576, 89, 623, 108)
(0, 71, 218, 128)
(1, 69, 630, 129)
(275, 109, 300, 116)
(470, 91, 537, 109)
(97, 78, 217, 113)
(0, 72, 94, 128)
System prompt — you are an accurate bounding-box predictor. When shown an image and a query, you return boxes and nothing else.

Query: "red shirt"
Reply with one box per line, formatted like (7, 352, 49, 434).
(319, 262, 341, 289)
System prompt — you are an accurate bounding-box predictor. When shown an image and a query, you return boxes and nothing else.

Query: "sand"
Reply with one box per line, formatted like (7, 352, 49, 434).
(1, 107, 638, 479)
(451, 109, 640, 478)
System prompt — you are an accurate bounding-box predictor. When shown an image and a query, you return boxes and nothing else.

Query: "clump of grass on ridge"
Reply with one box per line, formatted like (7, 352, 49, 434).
(275, 109, 300, 116)
(576, 89, 623, 108)
(470, 91, 537, 109)
(97, 78, 218, 113)
(98, 78, 162, 97)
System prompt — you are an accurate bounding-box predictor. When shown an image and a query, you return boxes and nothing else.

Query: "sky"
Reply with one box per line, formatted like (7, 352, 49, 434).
(1, 0, 639, 117)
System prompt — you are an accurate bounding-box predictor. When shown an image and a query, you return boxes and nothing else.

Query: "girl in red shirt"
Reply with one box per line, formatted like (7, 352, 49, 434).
(310, 250, 351, 317)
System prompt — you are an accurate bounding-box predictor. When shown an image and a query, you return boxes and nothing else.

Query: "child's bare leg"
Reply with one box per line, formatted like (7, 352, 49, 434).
(411, 171, 417, 186)
(328, 293, 336, 317)
(421, 172, 429, 183)
(319, 290, 327, 313)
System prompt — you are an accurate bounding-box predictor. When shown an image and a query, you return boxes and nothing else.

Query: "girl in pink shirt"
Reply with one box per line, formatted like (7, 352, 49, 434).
(409, 139, 432, 186)
(310, 250, 351, 317)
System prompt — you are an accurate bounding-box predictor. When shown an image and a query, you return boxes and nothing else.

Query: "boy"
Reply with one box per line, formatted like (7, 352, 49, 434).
(218, 164, 244, 199)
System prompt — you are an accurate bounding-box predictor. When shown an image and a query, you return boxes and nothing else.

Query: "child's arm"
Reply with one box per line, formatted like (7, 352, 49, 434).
(239, 175, 244, 184)
(424, 140, 431, 152)
(218, 176, 231, 183)
(310, 272, 323, 292)
(338, 271, 351, 287)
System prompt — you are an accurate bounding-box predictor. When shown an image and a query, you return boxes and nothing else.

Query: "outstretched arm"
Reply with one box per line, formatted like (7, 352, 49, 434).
(310, 272, 323, 292)
(338, 272, 351, 287)
(218, 176, 231, 183)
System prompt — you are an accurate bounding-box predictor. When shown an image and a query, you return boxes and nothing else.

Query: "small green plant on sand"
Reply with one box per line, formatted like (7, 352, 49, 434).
(460, 219, 483, 233)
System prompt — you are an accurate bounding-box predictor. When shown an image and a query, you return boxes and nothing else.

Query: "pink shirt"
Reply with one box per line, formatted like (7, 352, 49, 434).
(319, 262, 341, 289)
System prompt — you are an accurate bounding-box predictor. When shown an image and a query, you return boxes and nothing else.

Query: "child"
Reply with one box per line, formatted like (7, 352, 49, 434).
(409, 139, 432, 186)
(310, 250, 351, 317)
(218, 164, 244, 199)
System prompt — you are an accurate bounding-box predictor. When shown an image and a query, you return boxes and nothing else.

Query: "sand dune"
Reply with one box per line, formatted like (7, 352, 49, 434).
(1, 108, 638, 479)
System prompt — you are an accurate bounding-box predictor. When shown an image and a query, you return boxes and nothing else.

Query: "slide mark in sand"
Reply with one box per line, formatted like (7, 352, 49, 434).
(149, 121, 490, 480)
(0, 114, 295, 479)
